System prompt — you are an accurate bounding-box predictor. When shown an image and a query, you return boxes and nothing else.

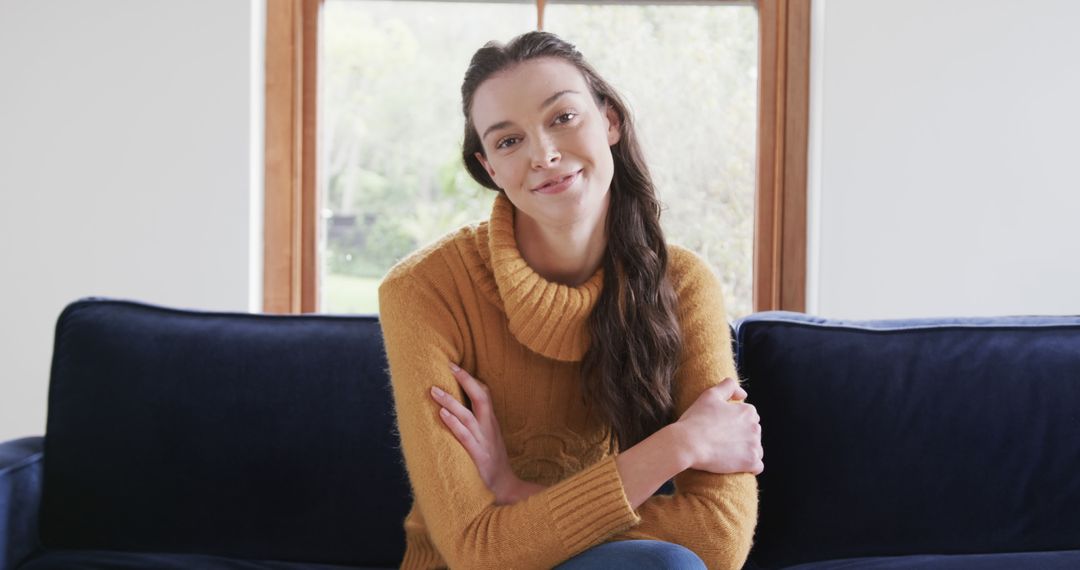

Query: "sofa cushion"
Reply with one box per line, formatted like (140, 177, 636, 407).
(781, 548, 1080, 569)
(0, 436, 44, 570)
(17, 548, 393, 569)
(40, 298, 410, 568)
(735, 312, 1080, 569)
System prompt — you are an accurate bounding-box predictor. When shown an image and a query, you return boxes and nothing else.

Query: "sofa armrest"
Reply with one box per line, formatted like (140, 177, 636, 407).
(0, 436, 44, 570)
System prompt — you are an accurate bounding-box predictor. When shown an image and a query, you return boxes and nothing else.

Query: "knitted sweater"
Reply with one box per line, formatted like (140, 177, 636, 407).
(377, 191, 758, 570)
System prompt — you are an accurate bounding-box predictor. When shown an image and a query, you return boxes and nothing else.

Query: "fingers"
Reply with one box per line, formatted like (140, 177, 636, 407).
(437, 404, 485, 463)
(733, 384, 748, 401)
(749, 407, 763, 475)
(745, 441, 765, 475)
(732, 377, 748, 400)
(715, 376, 747, 401)
(431, 385, 481, 436)
(431, 362, 495, 453)
(431, 379, 487, 458)
(449, 362, 491, 418)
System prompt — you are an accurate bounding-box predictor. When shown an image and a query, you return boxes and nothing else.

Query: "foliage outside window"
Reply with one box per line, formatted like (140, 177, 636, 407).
(320, 1, 758, 319)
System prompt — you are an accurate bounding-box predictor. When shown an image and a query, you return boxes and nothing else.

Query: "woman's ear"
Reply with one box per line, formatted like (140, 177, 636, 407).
(604, 103, 622, 146)
(474, 151, 496, 180)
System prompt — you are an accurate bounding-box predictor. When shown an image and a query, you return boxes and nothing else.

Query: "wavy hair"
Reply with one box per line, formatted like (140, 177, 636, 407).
(460, 31, 682, 452)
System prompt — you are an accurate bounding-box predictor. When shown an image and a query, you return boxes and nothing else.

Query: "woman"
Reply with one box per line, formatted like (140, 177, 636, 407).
(378, 31, 763, 570)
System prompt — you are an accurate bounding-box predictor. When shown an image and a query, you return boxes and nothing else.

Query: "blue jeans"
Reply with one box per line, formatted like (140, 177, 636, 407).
(554, 540, 707, 569)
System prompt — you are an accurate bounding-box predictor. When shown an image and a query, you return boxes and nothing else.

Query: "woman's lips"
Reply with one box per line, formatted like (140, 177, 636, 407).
(533, 169, 582, 195)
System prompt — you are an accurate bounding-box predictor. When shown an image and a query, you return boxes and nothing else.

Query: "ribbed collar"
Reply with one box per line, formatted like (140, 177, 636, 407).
(481, 191, 604, 362)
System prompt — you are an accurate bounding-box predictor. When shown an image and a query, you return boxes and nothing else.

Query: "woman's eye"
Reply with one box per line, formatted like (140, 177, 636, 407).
(495, 114, 574, 150)
(554, 112, 577, 125)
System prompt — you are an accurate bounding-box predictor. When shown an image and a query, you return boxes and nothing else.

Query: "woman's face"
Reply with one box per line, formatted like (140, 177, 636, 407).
(471, 57, 621, 229)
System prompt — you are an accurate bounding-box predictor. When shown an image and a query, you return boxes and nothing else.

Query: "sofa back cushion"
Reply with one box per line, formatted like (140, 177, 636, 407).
(41, 298, 410, 567)
(736, 311, 1080, 568)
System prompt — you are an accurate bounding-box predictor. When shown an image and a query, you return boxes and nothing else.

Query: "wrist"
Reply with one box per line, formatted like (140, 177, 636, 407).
(663, 422, 697, 473)
(515, 479, 547, 502)
(494, 476, 546, 505)
(491, 473, 521, 505)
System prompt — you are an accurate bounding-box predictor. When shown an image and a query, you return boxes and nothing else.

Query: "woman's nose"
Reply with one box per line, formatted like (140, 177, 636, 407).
(530, 135, 560, 168)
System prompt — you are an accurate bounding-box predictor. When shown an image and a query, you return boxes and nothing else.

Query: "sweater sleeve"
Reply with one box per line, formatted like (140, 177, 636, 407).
(378, 271, 642, 570)
(608, 251, 759, 570)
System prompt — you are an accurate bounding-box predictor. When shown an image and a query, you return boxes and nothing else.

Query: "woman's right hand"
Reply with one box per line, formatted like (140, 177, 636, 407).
(675, 377, 764, 475)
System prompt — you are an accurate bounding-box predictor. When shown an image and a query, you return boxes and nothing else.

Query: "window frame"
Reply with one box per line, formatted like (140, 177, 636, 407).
(262, 0, 810, 314)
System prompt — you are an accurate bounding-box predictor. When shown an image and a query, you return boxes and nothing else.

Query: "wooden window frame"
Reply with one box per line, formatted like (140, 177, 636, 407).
(756, 0, 810, 312)
(264, 0, 320, 314)
(262, 0, 810, 314)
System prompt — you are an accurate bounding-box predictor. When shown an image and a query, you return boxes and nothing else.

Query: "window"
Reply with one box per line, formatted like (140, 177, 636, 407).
(320, 1, 758, 318)
(262, 0, 809, 316)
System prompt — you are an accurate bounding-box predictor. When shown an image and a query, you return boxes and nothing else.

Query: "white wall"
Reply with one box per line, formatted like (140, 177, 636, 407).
(0, 0, 264, 441)
(807, 0, 1080, 319)
(3, 0, 1077, 440)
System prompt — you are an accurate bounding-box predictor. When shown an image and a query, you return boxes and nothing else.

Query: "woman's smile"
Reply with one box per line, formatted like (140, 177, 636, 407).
(532, 168, 583, 195)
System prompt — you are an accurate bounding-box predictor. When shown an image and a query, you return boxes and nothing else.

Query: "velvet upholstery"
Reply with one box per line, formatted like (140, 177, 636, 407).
(0, 437, 43, 569)
(3, 298, 1080, 569)
(17, 549, 387, 570)
(736, 311, 1080, 569)
(38, 298, 410, 568)
(781, 549, 1080, 569)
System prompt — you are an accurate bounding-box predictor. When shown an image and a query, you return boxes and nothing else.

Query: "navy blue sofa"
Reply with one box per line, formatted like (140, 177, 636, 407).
(1, 297, 1079, 569)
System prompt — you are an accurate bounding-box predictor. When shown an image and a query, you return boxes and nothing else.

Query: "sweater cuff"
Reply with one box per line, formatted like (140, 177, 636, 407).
(544, 454, 642, 553)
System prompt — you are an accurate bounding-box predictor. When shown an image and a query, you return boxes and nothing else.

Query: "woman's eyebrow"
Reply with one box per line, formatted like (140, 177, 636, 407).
(481, 89, 581, 141)
(538, 89, 579, 111)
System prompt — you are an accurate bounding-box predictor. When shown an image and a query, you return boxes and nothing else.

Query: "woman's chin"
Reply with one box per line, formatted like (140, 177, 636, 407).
(536, 185, 610, 226)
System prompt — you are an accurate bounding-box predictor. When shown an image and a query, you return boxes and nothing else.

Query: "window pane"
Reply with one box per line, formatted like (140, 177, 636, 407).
(544, 4, 758, 319)
(319, 1, 531, 314)
(320, 1, 757, 319)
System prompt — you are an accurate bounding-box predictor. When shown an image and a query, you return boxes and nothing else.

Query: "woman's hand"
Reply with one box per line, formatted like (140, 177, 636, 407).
(431, 362, 534, 505)
(675, 376, 764, 475)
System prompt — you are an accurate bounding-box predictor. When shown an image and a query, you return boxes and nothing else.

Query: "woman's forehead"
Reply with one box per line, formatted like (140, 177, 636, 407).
(472, 58, 590, 125)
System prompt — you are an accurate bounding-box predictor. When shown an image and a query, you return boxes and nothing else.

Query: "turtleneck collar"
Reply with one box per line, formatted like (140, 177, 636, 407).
(480, 191, 604, 362)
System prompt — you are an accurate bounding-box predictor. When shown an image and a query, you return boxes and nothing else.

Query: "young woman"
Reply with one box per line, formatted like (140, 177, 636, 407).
(378, 31, 763, 570)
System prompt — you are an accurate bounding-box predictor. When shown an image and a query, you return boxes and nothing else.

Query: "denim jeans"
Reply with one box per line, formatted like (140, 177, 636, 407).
(553, 540, 707, 569)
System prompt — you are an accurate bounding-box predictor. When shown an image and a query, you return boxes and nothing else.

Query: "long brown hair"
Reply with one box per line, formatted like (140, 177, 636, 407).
(460, 31, 682, 452)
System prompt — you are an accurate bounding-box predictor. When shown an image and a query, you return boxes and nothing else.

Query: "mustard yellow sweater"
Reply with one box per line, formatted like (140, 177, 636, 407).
(378, 191, 758, 570)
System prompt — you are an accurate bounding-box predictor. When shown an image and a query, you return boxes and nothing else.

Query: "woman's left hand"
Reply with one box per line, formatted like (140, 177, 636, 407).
(431, 362, 529, 505)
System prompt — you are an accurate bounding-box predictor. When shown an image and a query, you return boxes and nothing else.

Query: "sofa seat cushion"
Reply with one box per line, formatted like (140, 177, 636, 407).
(783, 548, 1080, 569)
(17, 548, 393, 570)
